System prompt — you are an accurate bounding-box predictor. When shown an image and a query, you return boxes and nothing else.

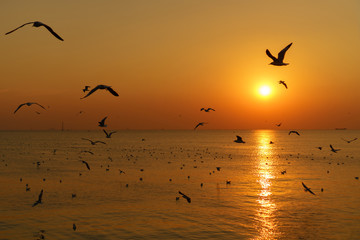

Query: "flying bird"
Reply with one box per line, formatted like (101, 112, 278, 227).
(103, 129, 116, 138)
(98, 117, 108, 127)
(234, 136, 245, 143)
(81, 138, 106, 145)
(194, 122, 207, 130)
(302, 182, 316, 195)
(5, 21, 63, 41)
(288, 130, 300, 136)
(80, 85, 119, 99)
(14, 102, 46, 114)
(32, 189, 44, 207)
(266, 43, 292, 66)
(81, 160, 90, 170)
(341, 137, 358, 143)
(200, 108, 215, 112)
(82, 86, 90, 93)
(80, 150, 94, 155)
(330, 144, 340, 153)
(275, 123, 282, 127)
(279, 80, 288, 89)
(178, 191, 191, 203)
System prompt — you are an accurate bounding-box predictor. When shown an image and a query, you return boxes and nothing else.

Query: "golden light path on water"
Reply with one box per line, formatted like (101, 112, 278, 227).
(254, 131, 279, 240)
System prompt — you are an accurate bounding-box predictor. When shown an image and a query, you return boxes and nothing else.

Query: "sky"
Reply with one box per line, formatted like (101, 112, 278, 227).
(0, 0, 360, 130)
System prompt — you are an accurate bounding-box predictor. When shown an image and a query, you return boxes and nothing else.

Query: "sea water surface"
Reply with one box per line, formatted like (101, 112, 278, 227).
(0, 130, 359, 240)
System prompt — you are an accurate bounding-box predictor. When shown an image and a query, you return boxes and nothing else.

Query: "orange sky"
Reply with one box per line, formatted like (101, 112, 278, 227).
(1, 0, 360, 130)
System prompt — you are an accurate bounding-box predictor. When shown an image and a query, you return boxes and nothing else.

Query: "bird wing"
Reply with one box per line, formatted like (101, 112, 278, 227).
(209, 108, 215, 111)
(38, 189, 43, 202)
(200, 108, 205, 111)
(82, 161, 90, 170)
(266, 49, 277, 61)
(351, 138, 358, 142)
(14, 103, 25, 114)
(42, 24, 64, 41)
(34, 103, 46, 110)
(194, 123, 201, 130)
(109, 131, 116, 136)
(103, 129, 109, 136)
(101, 117, 107, 124)
(278, 43, 292, 61)
(81, 138, 92, 142)
(295, 131, 300, 135)
(95, 141, 106, 144)
(81, 85, 100, 99)
(236, 136, 242, 141)
(106, 87, 119, 96)
(330, 144, 335, 151)
(5, 22, 34, 35)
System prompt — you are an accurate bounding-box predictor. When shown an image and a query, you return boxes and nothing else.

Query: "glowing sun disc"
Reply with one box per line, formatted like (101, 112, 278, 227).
(259, 86, 271, 96)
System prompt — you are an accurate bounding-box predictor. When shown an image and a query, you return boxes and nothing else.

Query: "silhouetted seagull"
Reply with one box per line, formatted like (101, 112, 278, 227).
(32, 189, 43, 207)
(330, 144, 340, 153)
(276, 123, 282, 127)
(81, 138, 106, 145)
(234, 136, 245, 143)
(6, 21, 63, 41)
(14, 102, 46, 114)
(201, 108, 215, 112)
(288, 130, 300, 136)
(81, 85, 119, 99)
(194, 122, 207, 130)
(266, 43, 292, 66)
(279, 80, 288, 89)
(302, 182, 315, 195)
(98, 116, 107, 127)
(103, 129, 116, 138)
(82, 86, 90, 93)
(81, 160, 90, 170)
(341, 137, 358, 143)
(178, 191, 191, 203)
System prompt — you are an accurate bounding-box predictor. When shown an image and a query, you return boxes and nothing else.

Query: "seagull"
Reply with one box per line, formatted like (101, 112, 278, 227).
(330, 144, 340, 153)
(234, 136, 245, 143)
(194, 122, 207, 130)
(80, 85, 119, 99)
(81, 160, 90, 170)
(266, 43, 292, 66)
(200, 108, 215, 112)
(82, 86, 90, 93)
(32, 189, 44, 207)
(103, 129, 116, 138)
(275, 123, 282, 127)
(279, 80, 288, 89)
(302, 182, 315, 195)
(178, 191, 191, 203)
(341, 137, 358, 143)
(5, 21, 63, 41)
(288, 130, 300, 136)
(81, 138, 106, 145)
(98, 117, 108, 127)
(14, 102, 46, 114)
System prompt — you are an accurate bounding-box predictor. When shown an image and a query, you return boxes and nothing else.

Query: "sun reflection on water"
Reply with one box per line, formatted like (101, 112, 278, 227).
(254, 130, 279, 240)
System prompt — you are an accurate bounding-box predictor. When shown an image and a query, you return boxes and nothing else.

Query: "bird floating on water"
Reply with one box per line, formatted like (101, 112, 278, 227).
(6, 21, 63, 41)
(266, 43, 292, 66)
(330, 144, 340, 153)
(81, 138, 106, 145)
(279, 80, 288, 89)
(32, 189, 44, 207)
(103, 129, 116, 138)
(14, 102, 46, 114)
(200, 108, 215, 112)
(98, 116, 108, 127)
(302, 182, 315, 195)
(288, 130, 300, 136)
(81, 85, 119, 99)
(234, 136, 245, 143)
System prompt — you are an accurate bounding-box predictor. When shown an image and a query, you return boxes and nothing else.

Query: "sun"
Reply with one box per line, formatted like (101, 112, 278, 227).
(259, 85, 271, 97)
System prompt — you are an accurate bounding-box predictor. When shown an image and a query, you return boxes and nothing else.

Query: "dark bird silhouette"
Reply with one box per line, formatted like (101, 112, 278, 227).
(341, 137, 358, 143)
(81, 160, 90, 170)
(73, 223, 76, 231)
(32, 189, 44, 207)
(275, 123, 282, 127)
(80, 150, 94, 155)
(98, 117, 108, 127)
(200, 108, 215, 112)
(279, 80, 288, 89)
(302, 182, 316, 195)
(178, 191, 191, 203)
(14, 102, 46, 114)
(288, 130, 300, 136)
(103, 129, 116, 138)
(234, 136, 245, 143)
(194, 122, 207, 130)
(81, 138, 106, 145)
(216, 167, 221, 171)
(316, 147, 322, 150)
(82, 86, 90, 93)
(266, 43, 292, 66)
(81, 85, 119, 99)
(6, 21, 63, 41)
(330, 144, 340, 153)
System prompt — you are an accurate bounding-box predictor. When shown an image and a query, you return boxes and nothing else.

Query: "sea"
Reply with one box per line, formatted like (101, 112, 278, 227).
(0, 130, 359, 240)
